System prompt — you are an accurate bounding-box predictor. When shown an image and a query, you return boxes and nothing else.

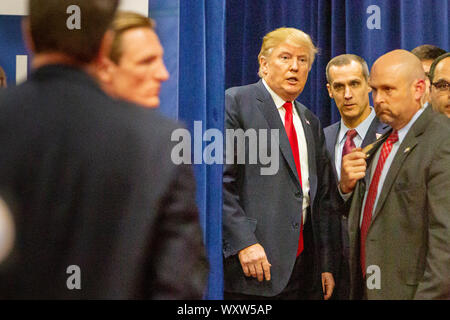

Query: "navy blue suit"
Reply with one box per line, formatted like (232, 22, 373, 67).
(324, 116, 389, 299)
(223, 80, 339, 297)
(0, 65, 208, 299)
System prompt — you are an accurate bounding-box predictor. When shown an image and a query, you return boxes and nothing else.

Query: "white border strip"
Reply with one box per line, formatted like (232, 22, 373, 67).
(0, 0, 28, 16)
(16, 55, 28, 84)
(119, 0, 149, 17)
(0, 0, 149, 17)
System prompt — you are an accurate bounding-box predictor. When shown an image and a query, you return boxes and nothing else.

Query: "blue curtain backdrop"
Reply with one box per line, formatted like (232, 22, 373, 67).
(178, 0, 225, 300)
(226, 0, 450, 128)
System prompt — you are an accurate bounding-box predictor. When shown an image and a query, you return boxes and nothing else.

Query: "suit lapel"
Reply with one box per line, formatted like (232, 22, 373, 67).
(327, 123, 340, 178)
(371, 107, 431, 222)
(362, 117, 390, 148)
(254, 81, 301, 188)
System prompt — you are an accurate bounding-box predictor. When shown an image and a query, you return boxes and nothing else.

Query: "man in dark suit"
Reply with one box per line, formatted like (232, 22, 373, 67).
(0, 0, 207, 299)
(324, 54, 389, 299)
(223, 27, 337, 300)
(340, 50, 450, 299)
(428, 52, 450, 118)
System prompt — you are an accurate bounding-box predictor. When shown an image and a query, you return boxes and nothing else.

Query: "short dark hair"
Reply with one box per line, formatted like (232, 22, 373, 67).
(326, 54, 369, 83)
(411, 45, 447, 61)
(29, 0, 119, 63)
(428, 52, 450, 83)
(0, 66, 6, 88)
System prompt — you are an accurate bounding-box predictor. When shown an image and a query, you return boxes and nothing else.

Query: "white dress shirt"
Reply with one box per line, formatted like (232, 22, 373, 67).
(262, 79, 310, 223)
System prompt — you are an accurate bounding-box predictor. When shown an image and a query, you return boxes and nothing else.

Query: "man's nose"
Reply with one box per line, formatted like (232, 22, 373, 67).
(290, 59, 299, 71)
(344, 86, 352, 99)
(373, 91, 383, 105)
(157, 60, 170, 82)
(160, 62, 170, 81)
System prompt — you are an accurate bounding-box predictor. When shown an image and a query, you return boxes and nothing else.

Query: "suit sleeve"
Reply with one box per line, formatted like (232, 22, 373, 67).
(315, 119, 343, 275)
(149, 163, 209, 299)
(414, 135, 450, 299)
(222, 91, 259, 258)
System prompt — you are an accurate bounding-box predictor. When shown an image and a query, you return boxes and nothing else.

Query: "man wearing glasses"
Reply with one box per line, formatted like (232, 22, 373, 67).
(429, 53, 450, 118)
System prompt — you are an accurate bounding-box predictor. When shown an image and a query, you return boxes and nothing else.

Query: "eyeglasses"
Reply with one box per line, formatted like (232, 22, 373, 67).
(432, 80, 450, 92)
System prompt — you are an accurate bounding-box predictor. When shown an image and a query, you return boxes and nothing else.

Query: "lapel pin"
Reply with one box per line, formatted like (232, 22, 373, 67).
(305, 119, 310, 125)
(375, 133, 382, 139)
(404, 147, 411, 153)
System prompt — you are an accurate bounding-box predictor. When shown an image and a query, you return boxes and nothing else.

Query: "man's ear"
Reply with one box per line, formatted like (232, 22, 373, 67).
(326, 83, 334, 98)
(93, 30, 116, 83)
(96, 56, 114, 84)
(91, 30, 115, 67)
(21, 17, 35, 54)
(259, 56, 268, 77)
(413, 78, 426, 102)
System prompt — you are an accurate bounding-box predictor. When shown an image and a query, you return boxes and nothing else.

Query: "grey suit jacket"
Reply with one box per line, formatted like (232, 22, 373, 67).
(347, 106, 450, 300)
(223, 80, 338, 297)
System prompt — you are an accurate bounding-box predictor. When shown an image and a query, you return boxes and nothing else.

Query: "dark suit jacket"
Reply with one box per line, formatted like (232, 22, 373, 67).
(324, 116, 390, 299)
(223, 80, 338, 297)
(347, 106, 450, 299)
(0, 65, 208, 299)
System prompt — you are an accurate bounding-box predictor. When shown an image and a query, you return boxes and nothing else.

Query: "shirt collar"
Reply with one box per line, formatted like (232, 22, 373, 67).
(397, 105, 425, 144)
(338, 107, 376, 144)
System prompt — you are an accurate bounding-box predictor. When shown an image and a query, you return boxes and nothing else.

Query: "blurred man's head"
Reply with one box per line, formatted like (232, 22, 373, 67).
(258, 27, 317, 102)
(0, 66, 6, 88)
(369, 50, 426, 130)
(97, 11, 169, 108)
(326, 54, 371, 128)
(411, 44, 447, 75)
(411, 45, 446, 104)
(428, 53, 450, 118)
(27, 0, 119, 65)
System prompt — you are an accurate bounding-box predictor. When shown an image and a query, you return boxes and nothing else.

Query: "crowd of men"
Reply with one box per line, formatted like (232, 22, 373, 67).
(0, 0, 449, 300)
(223, 33, 450, 300)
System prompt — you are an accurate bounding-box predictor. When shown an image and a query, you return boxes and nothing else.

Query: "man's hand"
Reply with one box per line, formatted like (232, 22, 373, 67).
(340, 148, 367, 194)
(238, 243, 271, 282)
(321, 272, 335, 300)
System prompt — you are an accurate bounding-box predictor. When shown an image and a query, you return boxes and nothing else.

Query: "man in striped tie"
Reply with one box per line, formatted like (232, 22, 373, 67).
(340, 50, 450, 299)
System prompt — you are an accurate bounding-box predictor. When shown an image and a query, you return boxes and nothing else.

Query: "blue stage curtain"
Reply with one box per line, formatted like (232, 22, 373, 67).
(178, 0, 225, 300)
(226, 0, 449, 127)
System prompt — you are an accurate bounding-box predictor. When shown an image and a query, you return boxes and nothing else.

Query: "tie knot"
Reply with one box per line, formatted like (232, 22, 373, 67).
(346, 129, 358, 140)
(387, 130, 399, 144)
(283, 101, 293, 114)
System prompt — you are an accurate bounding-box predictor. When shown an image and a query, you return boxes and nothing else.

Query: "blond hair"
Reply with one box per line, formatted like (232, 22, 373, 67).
(109, 11, 155, 63)
(258, 27, 318, 77)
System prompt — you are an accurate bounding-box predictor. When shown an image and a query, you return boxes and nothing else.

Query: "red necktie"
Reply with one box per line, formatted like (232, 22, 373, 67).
(342, 129, 358, 159)
(283, 101, 303, 256)
(360, 130, 399, 276)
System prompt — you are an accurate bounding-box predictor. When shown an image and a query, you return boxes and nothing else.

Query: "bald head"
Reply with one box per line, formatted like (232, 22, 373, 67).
(369, 50, 426, 130)
(372, 50, 426, 84)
